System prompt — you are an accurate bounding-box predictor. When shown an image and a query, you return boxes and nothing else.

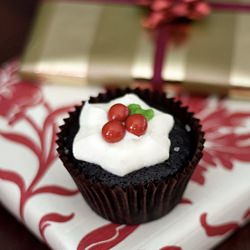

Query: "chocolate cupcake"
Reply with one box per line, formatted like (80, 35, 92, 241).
(57, 88, 205, 224)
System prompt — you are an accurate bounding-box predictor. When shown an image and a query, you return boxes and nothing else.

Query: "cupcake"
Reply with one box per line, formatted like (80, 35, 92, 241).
(57, 88, 205, 224)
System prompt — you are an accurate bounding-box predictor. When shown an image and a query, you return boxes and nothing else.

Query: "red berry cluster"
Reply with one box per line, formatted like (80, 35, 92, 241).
(102, 103, 148, 143)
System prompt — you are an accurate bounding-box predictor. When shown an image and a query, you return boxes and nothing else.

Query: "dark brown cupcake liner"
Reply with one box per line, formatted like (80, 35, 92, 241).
(57, 88, 205, 224)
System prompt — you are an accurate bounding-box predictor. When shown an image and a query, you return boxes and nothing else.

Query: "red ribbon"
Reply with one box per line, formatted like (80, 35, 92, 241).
(210, 1, 250, 12)
(152, 26, 170, 92)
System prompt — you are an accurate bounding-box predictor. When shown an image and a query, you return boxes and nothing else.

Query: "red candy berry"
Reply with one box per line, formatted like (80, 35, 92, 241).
(102, 120, 125, 143)
(125, 114, 148, 137)
(108, 103, 129, 122)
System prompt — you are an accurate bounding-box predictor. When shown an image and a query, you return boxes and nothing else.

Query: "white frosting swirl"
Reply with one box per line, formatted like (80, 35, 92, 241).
(73, 94, 174, 176)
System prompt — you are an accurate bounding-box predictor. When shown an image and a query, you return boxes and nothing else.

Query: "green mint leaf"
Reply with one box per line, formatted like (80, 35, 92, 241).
(128, 104, 141, 115)
(128, 103, 154, 121)
(144, 109, 154, 121)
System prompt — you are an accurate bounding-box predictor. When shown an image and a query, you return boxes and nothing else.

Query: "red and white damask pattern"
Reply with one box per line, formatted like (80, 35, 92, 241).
(0, 61, 249, 250)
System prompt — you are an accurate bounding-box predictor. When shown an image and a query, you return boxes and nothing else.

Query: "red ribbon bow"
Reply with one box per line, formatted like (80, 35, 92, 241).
(139, 0, 211, 29)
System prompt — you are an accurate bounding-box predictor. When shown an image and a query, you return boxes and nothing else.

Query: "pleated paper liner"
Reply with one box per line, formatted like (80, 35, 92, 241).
(57, 88, 205, 224)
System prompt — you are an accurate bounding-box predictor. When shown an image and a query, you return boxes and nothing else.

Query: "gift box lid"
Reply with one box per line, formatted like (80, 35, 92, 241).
(20, 0, 250, 97)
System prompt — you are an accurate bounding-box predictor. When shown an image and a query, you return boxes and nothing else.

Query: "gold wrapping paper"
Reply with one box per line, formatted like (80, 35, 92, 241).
(20, 0, 250, 96)
(21, 2, 153, 86)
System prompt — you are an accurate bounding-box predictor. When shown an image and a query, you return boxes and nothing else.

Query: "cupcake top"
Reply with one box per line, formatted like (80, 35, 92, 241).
(57, 89, 197, 188)
(73, 94, 174, 176)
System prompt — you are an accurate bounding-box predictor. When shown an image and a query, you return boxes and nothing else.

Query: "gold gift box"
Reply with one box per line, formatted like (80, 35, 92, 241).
(20, 1, 250, 97)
